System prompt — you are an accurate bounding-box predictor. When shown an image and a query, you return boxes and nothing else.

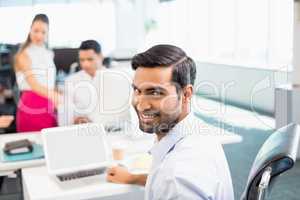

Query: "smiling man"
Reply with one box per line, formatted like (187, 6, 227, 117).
(106, 45, 234, 200)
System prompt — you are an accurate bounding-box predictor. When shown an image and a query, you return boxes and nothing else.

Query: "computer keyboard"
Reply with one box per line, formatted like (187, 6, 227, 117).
(57, 167, 106, 182)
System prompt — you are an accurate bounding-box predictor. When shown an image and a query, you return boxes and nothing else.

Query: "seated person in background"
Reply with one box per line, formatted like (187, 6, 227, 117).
(59, 40, 105, 125)
(0, 115, 14, 128)
(106, 44, 234, 200)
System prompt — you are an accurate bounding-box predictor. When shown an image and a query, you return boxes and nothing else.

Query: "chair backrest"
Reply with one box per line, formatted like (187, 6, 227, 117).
(241, 123, 300, 200)
(89, 69, 132, 127)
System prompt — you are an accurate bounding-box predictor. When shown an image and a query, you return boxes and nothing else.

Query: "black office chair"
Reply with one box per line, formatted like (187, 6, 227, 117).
(241, 123, 300, 200)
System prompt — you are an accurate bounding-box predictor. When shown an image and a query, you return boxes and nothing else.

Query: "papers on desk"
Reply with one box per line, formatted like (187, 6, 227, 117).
(0, 144, 44, 163)
(119, 153, 152, 174)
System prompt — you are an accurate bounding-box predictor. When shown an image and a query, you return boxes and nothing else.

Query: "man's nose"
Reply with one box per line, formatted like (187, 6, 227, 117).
(81, 60, 88, 67)
(135, 95, 151, 112)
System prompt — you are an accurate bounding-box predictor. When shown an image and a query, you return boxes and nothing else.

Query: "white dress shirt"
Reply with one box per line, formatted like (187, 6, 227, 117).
(58, 69, 102, 126)
(58, 68, 133, 127)
(145, 113, 234, 200)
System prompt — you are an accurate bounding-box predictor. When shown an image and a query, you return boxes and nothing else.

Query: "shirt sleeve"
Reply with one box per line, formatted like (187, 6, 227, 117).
(152, 168, 210, 200)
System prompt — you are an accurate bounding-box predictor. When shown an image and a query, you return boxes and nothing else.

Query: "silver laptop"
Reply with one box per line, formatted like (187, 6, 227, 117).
(42, 123, 111, 182)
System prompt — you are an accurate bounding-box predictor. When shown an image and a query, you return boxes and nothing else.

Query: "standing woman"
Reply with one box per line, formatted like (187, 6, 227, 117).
(14, 14, 60, 132)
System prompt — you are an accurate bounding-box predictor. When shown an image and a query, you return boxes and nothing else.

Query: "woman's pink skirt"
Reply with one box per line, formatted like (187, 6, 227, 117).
(16, 90, 57, 132)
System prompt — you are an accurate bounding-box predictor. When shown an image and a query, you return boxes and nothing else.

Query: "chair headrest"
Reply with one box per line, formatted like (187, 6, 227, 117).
(242, 123, 300, 200)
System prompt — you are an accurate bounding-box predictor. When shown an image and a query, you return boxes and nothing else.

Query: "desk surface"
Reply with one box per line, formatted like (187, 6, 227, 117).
(0, 132, 44, 174)
(23, 166, 145, 200)
(21, 133, 242, 200)
(21, 133, 154, 200)
(0, 127, 242, 176)
(0, 132, 155, 175)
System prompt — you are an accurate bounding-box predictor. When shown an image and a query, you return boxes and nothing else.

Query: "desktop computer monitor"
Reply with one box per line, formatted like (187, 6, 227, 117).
(89, 69, 133, 130)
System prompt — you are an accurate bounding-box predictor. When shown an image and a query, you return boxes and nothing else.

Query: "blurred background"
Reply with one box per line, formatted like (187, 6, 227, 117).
(0, 1, 299, 199)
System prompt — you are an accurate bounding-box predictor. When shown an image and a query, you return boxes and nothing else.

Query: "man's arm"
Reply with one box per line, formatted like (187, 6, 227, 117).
(106, 166, 147, 186)
(73, 116, 92, 124)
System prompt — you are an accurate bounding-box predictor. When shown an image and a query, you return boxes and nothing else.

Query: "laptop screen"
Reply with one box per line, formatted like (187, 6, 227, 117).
(42, 124, 109, 172)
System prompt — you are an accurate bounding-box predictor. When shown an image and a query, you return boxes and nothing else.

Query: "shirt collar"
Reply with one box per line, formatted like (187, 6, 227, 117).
(149, 113, 194, 166)
(81, 69, 102, 80)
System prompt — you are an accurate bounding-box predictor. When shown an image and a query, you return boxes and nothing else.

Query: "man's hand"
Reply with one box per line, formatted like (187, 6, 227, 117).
(106, 166, 147, 186)
(106, 166, 134, 184)
(74, 116, 91, 124)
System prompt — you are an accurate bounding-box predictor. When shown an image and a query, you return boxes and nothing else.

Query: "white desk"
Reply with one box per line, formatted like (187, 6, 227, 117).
(22, 133, 154, 200)
(21, 132, 242, 200)
(209, 133, 242, 144)
(0, 132, 44, 176)
(0, 125, 242, 200)
(22, 165, 145, 200)
(0, 131, 155, 176)
(0, 131, 241, 175)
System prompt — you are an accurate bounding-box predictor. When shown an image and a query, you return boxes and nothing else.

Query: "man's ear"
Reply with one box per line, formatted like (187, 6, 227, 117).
(97, 53, 104, 65)
(182, 84, 193, 103)
(98, 53, 103, 60)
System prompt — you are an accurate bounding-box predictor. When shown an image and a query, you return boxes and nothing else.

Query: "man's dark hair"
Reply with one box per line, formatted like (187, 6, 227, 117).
(131, 44, 196, 92)
(79, 40, 102, 54)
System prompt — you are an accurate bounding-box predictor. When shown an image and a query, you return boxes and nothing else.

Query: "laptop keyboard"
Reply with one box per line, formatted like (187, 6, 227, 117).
(57, 167, 106, 182)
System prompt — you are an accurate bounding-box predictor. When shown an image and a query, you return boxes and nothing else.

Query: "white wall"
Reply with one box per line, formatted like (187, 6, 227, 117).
(112, 0, 159, 58)
(114, 0, 145, 52)
(117, 60, 291, 115)
(112, 0, 292, 116)
(194, 62, 291, 115)
(293, 2, 300, 85)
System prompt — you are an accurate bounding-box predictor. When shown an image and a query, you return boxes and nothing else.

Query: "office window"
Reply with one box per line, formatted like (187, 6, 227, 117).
(145, 0, 294, 69)
(0, 1, 116, 55)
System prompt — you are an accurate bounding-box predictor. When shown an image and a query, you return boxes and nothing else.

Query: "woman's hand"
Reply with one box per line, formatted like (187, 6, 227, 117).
(49, 90, 62, 108)
(0, 115, 14, 128)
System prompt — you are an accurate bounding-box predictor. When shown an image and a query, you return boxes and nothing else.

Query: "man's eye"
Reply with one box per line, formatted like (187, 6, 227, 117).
(152, 91, 162, 96)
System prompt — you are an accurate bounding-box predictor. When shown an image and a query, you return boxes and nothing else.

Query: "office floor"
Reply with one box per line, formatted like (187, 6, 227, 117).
(1, 96, 300, 200)
(194, 96, 300, 200)
(223, 126, 300, 200)
(0, 170, 22, 200)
